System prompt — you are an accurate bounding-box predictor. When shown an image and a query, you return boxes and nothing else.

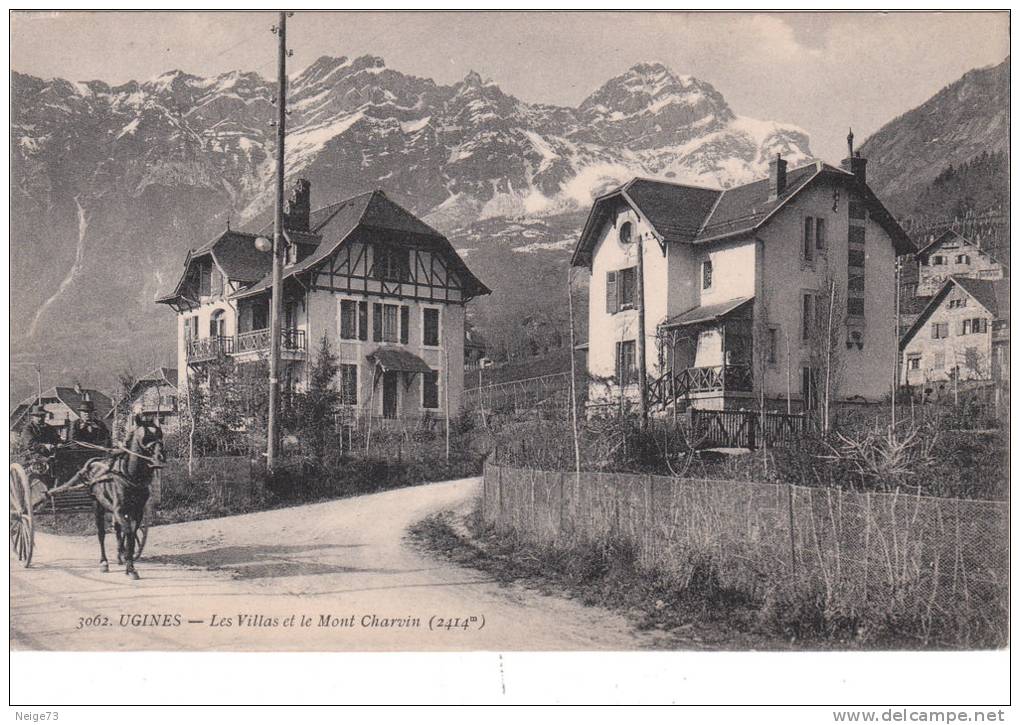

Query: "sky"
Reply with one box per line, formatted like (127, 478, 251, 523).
(10, 11, 1010, 164)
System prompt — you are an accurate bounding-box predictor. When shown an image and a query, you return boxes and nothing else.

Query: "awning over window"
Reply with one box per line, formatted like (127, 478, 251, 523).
(661, 296, 753, 329)
(367, 347, 434, 374)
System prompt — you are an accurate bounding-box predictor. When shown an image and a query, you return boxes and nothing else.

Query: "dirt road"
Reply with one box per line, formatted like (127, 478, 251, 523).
(10, 477, 666, 651)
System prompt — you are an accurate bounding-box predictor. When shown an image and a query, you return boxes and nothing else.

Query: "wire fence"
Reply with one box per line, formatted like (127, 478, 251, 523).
(482, 462, 1009, 647)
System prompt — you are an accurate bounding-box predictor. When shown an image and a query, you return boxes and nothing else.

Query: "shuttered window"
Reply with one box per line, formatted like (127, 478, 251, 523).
(803, 218, 814, 260)
(606, 271, 618, 314)
(340, 300, 358, 339)
(358, 301, 368, 341)
(400, 306, 409, 344)
(373, 303, 383, 342)
(615, 340, 636, 387)
(423, 308, 440, 346)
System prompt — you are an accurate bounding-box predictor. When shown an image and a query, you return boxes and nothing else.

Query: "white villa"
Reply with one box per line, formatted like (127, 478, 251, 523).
(571, 134, 914, 413)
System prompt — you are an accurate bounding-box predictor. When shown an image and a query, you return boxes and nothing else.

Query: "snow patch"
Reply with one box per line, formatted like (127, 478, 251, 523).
(116, 117, 141, 139)
(400, 116, 430, 134)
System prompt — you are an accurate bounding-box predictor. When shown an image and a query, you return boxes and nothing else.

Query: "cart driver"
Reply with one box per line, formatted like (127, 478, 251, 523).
(20, 403, 62, 478)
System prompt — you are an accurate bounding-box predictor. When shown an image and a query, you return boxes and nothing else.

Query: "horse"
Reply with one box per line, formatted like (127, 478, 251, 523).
(64, 423, 166, 580)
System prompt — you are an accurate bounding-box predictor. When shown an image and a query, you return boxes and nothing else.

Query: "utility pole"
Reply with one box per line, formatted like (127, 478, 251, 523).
(266, 11, 288, 472)
(636, 232, 648, 429)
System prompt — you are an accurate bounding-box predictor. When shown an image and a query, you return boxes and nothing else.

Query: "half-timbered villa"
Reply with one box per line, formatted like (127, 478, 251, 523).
(571, 134, 914, 413)
(157, 181, 490, 421)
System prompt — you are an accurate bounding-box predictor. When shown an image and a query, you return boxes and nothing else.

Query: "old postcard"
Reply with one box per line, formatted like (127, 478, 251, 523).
(7, 9, 1011, 705)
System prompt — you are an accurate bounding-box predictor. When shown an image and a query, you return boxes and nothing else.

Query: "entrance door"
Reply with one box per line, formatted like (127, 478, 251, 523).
(382, 371, 399, 419)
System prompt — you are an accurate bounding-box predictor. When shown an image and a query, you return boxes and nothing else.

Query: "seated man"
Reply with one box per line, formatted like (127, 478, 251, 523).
(19, 404, 62, 482)
(70, 397, 111, 447)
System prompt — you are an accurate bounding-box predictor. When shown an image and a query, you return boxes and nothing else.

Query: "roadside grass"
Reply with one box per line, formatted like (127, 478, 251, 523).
(409, 505, 812, 650)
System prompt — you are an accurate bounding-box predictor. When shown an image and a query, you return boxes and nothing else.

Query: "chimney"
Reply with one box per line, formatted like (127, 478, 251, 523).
(284, 179, 311, 232)
(840, 127, 868, 186)
(768, 153, 788, 200)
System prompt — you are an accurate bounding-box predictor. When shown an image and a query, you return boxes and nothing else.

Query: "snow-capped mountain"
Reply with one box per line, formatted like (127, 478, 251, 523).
(10, 56, 812, 388)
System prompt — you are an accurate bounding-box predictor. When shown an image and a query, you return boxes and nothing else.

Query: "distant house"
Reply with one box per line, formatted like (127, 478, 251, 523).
(109, 367, 179, 431)
(914, 229, 1008, 297)
(157, 180, 490, 421)
(571, 134, 913, 412)
(10, 387, 114, 435)
(900, 277, 1009, 387)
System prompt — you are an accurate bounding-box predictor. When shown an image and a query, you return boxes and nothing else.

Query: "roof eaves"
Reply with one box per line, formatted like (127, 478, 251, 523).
(900, 279, 956, 349)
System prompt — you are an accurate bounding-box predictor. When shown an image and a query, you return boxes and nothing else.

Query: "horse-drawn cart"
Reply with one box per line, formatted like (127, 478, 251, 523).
(10, 444, 151, 568)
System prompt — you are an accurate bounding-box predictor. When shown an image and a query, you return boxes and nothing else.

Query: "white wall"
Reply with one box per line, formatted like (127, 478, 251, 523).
(587, 206, 666, 402)
(757, 179, 899, 403)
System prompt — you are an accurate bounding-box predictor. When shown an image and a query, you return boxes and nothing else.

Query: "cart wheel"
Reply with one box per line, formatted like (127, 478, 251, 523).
(134, 522, 148, 559)
(9, 464, 35, 567)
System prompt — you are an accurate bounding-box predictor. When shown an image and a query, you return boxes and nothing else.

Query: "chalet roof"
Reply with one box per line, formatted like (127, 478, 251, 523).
(367, 347, 434, 374)
(899, 276, 1010, 349)
(661, 296, 753, 328)
(915, 229, 1011, 268)
(9, 386, 114, 429)
(572, 161, 914, 267)
(232, 190, 490, 301)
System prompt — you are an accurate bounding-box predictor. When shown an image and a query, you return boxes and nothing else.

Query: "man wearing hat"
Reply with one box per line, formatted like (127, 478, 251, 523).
(20, 404, 62, 478)
(71, 396, 111, 447)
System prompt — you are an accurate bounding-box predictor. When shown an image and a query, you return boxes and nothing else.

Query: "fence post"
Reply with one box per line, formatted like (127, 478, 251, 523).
(645, 474, 654, 566)
(787, 483, 797, 578)
(497, 464, 504, 527)
(558, 471, 566, 536)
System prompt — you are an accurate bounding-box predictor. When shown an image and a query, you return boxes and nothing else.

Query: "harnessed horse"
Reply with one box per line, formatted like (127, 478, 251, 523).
(63, 423, 166, 579)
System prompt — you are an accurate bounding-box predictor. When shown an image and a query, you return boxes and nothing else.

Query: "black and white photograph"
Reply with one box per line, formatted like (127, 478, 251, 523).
(7, 8, 1012, 709)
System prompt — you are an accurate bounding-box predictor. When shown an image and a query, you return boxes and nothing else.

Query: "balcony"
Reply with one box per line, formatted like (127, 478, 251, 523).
(187, 335, 233, 363)
(187, 329, 307, 363)
(647, 363, 753, 410)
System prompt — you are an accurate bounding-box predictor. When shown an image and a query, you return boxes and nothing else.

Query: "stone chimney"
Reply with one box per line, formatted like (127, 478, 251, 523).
(284, 179, 311, 231)
(840, 128, 868, 186)
(768, 153, 788, 200)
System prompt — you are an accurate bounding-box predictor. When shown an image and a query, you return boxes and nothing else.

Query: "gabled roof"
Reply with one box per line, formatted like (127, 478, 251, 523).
(915, 228, 1010, 268)
(9, 386, 114, 429)
(572, 161, 914, 266)
(156, 229, 273, 305)
(900, 276, 1010, 349)
(232, 190, 490, 301)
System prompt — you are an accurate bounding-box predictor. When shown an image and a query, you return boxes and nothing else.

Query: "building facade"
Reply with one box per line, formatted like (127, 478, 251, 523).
(914, 229, 1008, 297)
(157, 182, 489, 422)
(900, 277, 1009, 387)
(109, 367, 180, 432)
(572, 136, 913, 413)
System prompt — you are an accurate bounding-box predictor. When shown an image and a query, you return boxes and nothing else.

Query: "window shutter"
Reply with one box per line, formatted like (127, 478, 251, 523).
(400, 306, 410, 344)
(606, 271, 618, 314)
(358, 301, 368, 341)
(373, 303, 383, 342)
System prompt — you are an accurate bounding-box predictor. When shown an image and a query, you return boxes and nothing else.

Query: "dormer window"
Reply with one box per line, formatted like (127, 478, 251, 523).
(373, 245, 410, 282)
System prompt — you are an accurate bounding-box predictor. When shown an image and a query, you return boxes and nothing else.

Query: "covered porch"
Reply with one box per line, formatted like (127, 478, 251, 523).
(649, 297, 754, 411)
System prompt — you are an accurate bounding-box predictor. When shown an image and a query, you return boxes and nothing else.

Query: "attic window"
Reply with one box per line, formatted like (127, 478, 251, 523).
(619, 222, 633, 245)
(373, 245, 410, 282)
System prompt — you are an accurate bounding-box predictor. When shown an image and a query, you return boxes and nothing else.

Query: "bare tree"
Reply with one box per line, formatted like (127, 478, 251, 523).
(807, 273, 847, 434)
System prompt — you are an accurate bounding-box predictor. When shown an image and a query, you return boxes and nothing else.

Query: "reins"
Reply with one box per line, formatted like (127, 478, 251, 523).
(70, 439, 164, 466)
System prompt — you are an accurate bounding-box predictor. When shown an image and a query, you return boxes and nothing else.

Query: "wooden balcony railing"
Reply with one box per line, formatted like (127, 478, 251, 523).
(187, 329, 306, 362)
(646, 363, 753, 410)
(186, 335, 233, 362)
(235, 328, 307, 356)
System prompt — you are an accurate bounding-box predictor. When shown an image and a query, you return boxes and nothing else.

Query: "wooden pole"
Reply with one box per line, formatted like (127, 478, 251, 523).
(567, 267, 581, 489)
(636, 232, 648, 429)
(892, 259, 900, 428)
(444, 346, 451, 463)
(266, 11, 288, 473)
(785, 328, 792, 415)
